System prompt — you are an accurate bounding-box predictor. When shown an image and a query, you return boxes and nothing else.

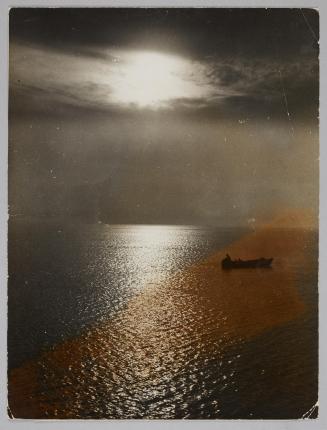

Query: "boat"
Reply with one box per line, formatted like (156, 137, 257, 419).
(221, 254, 273, 270)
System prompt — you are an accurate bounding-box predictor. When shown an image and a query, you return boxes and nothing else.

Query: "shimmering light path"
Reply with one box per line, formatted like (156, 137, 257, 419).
(8, 218, 318, 419)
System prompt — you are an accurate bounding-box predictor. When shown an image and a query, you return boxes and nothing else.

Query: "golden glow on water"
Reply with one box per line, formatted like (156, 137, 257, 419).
(8, 221, 317, 419)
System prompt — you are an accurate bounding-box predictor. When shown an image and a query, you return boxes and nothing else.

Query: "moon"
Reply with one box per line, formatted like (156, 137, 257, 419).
(110, 50, 205, 108)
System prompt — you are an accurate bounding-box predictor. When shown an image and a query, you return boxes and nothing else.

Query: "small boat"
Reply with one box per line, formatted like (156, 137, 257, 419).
(221, 254, 273, 270)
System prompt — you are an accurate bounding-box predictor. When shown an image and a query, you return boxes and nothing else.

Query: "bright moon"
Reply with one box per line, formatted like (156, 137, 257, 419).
(110, 51, 207, 107)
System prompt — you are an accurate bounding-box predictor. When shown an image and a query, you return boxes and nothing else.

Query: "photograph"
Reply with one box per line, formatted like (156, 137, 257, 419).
(7, 7, 319, 419)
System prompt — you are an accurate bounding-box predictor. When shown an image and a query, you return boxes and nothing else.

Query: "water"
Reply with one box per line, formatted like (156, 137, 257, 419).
(8, 222, 245, 369)
(8, 221, 318, 419)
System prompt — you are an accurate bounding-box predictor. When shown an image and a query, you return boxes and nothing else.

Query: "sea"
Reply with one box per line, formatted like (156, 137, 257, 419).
(8, 221, 318, 419)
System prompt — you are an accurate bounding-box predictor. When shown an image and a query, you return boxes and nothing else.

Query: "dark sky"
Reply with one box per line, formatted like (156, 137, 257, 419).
(9, 8, 319, 226)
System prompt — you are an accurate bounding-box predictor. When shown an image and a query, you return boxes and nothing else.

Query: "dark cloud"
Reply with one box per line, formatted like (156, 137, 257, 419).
(10, 8, 319, 61)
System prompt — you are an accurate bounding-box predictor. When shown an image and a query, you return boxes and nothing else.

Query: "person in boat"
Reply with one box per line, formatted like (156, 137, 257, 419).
(222, 254, 232, 267)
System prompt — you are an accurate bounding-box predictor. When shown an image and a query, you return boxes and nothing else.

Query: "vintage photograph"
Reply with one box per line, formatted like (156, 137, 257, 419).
(8, 8, 319, 419)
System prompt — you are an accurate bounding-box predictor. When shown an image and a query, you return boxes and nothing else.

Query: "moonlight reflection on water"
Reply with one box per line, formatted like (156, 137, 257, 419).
(8, 223, 318, 419)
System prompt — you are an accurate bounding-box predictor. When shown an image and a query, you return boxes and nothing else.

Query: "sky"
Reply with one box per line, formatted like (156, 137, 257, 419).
(9, 8, 319, 226)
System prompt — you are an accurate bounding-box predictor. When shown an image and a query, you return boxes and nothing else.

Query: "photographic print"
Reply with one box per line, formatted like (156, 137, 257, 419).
(8, 8, 319, 419)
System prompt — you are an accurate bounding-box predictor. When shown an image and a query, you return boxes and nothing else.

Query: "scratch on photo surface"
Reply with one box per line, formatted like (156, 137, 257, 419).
(300, 9, 319, 43)
(301, 401, 318, 419)
(278, 69, 295, 137)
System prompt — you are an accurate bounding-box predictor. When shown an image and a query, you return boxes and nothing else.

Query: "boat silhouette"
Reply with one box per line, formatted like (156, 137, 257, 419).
(221, 254, 273, 270)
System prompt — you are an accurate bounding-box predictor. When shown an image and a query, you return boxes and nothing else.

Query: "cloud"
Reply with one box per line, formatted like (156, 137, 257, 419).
(10, 8, 319, 62)
(9, 40, 318, 123)
(8, 8, 319, 226)
(8, 43, 223, 115)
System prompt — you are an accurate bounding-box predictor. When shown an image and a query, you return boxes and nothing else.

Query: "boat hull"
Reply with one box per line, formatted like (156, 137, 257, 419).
(221, 258, 273, 270)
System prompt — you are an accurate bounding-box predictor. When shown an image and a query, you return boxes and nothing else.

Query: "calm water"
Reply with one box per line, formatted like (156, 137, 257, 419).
(8, 222, 318, 419)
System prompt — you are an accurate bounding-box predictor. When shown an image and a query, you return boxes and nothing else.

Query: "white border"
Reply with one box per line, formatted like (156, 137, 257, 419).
(1, 1, 326, 429)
